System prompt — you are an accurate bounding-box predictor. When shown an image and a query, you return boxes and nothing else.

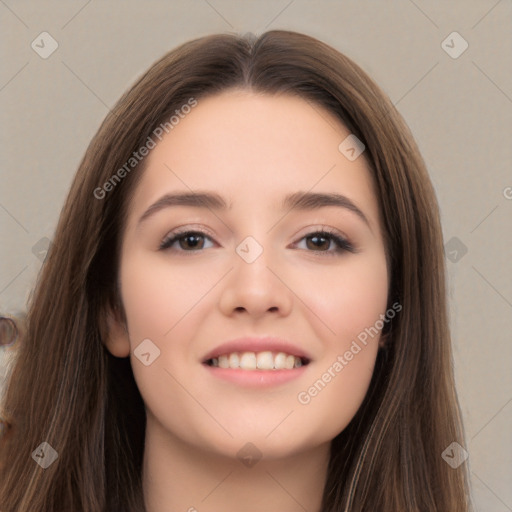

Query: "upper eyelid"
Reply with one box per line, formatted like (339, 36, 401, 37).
(161, 224, 216, 241)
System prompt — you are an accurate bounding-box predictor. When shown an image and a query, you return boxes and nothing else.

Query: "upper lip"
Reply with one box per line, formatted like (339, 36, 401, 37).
(202, 337, 312, 363)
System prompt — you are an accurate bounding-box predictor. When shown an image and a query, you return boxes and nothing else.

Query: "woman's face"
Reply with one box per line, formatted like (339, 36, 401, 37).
(107, 90, 389, 460)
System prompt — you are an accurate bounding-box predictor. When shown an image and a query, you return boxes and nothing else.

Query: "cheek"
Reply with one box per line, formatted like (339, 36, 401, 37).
(289, 253, 387, 438)
(293, 250, 389, 344)
(118, 253, 217, 441)
(295, 344, 379, 444)
(119, 251, 214, 343)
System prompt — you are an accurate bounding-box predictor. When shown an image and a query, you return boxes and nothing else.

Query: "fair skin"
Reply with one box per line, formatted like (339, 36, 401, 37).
(104, 90, 389, 512)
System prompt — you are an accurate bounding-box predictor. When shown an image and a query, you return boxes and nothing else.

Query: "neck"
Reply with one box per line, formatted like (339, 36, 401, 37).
(142, 414, 330, 512)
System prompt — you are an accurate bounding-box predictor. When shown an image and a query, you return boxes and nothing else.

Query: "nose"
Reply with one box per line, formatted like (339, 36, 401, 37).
(217, 241, 293, 320)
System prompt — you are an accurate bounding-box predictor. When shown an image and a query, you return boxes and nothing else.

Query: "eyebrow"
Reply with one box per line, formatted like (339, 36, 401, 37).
(137, 190, 371, 229)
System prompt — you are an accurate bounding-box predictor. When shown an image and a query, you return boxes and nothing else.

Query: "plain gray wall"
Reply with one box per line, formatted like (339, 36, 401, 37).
(1, 1, 511, 510)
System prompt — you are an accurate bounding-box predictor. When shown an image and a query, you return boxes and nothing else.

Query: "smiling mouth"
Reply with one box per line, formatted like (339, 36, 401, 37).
(205, 351, 310, 371)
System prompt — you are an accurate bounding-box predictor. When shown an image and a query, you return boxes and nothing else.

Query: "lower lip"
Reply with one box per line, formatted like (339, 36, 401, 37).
(203, 363, 308, 387)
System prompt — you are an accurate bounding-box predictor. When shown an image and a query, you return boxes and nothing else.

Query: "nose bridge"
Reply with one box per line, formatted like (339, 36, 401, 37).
(235, 234, 267, 266)
(217, 233, 292, 317)
(233, 234, 276, 291)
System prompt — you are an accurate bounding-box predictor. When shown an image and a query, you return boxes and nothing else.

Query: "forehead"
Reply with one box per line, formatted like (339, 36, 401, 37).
(128, 91, 382, 234)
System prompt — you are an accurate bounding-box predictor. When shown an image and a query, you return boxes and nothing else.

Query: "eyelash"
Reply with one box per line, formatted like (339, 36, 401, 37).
(159, 227, 356, 255)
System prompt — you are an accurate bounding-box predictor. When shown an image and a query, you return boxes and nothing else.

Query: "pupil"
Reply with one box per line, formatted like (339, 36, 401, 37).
(309, 235, 328, 250)
(183, 235, 202, 249)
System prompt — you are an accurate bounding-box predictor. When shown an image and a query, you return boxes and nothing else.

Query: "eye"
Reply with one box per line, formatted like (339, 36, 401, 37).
(294, 230, 355, 255)
(159, 228, 355, 254)
(160, 230, 215, 251)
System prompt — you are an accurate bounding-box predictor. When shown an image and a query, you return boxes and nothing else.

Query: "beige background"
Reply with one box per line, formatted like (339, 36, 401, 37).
(1, 1, 511, 510)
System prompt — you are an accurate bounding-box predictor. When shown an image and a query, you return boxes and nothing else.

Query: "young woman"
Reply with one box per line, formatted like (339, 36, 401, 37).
(0, 30, 471, 511)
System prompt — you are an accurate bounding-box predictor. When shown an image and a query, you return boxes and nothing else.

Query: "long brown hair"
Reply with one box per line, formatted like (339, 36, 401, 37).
(0, 30, 471, 511)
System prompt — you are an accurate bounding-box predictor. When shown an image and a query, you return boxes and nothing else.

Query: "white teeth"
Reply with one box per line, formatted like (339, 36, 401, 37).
(239, 352, 257, 370)
(228, 353, 240, 369)
(274, 352, 287, 369)
(208, 351, 306, 370)
(256, 351, 274, 370)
